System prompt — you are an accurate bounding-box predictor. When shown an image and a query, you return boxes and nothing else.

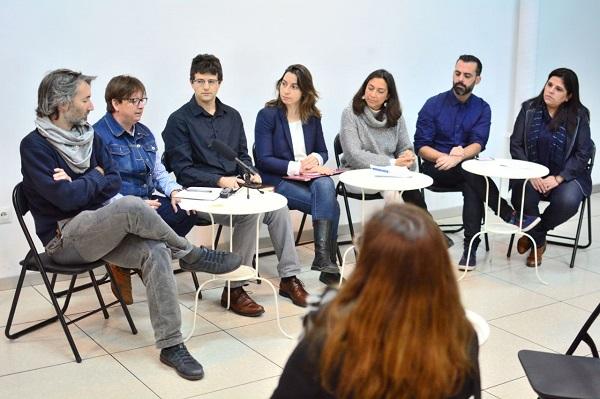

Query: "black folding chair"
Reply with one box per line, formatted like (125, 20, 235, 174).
(5, 183, 137, 363)
(518, 300, 600, 398)
(507, 144, 595, 268)
(333, 134, 383, 241)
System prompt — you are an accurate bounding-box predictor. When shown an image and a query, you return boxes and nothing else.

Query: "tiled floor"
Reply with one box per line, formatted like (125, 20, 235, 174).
(1, 194, 599, 398)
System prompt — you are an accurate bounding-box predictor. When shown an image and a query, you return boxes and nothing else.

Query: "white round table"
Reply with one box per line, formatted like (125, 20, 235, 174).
(461, 158, 549, 283)
(338, 169, 433, 227)
(179, 189, 293, 339)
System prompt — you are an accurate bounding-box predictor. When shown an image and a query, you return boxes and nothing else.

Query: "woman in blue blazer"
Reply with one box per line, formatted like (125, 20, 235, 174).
(255, 64, 340, 286)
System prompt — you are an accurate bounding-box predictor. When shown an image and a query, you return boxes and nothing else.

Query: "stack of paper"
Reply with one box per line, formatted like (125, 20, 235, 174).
(177, 187, 221, 201)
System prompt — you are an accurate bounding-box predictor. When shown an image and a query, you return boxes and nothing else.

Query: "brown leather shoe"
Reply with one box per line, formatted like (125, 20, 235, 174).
(279, 276, 308, 307)
(517, 235, 532, 254)
(526, 243, 547, 267)
(108, 264, 133, 305)
(221, 287, 265, 317)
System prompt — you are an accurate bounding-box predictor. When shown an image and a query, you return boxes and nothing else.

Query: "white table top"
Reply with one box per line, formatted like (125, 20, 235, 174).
(462, 158, 549, 179)
(339, 168, 433, 191)
(178, 189, 287, 215)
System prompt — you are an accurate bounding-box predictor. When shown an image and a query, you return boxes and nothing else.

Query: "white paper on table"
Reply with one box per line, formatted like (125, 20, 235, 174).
(177, 187, 221, 201)
(369, 164, 412, 178)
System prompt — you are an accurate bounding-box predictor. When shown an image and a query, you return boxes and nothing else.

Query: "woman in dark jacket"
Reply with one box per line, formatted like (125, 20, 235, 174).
(255, 64, 341, 286)
(510, 68, 593, 267)
(272, 204, 481, 399)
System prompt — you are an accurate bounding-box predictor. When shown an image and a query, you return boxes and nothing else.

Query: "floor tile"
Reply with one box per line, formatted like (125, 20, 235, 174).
(564, 290, 600, 312)
(1, 317, 106, 376)
(489, 256, 600, 300)
(489, 302, 600, 355)
(478, 325, 548, 389)
(459, 274, 556, 320)
(190, 376, 280, 399)
(178, 277, 310, 330)
(226, 315, 304, 367)
(0, 286, 56, 328)
(75, 301, 219, 353)
(0, 354, 158, 399)
(113, 331, 282, 399)
(486, 376, 538, 399)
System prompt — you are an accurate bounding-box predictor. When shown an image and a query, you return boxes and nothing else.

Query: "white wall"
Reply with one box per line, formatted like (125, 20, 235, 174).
(0, 0, 596, 283)
(535, 0, 600, 182)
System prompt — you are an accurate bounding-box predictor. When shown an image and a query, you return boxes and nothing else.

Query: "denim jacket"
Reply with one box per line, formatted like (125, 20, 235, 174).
(94, 113, 181, 199)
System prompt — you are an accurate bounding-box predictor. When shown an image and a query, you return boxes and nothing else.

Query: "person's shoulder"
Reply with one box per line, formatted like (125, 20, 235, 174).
(21, 129, 45, 147)
(257, 105, 278, 119)
(422, 91, 448, 109)
(167, 98, 195, 121)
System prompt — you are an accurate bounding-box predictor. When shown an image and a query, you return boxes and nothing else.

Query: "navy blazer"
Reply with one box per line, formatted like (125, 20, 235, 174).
(254, 106, 329, 186)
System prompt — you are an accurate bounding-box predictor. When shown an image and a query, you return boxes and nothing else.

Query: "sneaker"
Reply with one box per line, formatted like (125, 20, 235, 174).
(458, 250, 477, 271)
(180, 246, 242, 274)
(160, 343, 204, 380)
(507, 211, 541, 233)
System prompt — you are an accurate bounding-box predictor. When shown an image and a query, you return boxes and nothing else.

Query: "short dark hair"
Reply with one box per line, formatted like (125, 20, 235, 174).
(36, 69, 96, 119)
(351, 69, 402, 128)
(105, 75, 146, 113)
(457, 54, 482, 76)
(190, 54, 223, 82)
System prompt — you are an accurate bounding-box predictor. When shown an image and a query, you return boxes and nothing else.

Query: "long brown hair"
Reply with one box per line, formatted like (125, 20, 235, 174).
(351, 69, 402, 128)
(266, 64, 321, 122)
(310, 204, 474, 399)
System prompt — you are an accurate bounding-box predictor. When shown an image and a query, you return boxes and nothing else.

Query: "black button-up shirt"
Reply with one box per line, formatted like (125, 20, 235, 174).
(162, 96, 253, 187)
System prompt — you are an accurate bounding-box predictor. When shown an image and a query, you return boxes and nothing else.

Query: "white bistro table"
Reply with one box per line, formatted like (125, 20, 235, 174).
(338, 168, 433, 228)
(178, 189, 294, 338)
(337, 169, 433, 284)
(461, 158, 550, 283)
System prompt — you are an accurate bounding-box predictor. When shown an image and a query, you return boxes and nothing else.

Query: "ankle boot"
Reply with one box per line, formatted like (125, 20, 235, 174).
(310, 220, 339, 274)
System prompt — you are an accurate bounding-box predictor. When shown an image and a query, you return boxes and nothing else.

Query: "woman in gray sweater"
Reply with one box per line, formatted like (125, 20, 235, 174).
(339, 69, 427, 208)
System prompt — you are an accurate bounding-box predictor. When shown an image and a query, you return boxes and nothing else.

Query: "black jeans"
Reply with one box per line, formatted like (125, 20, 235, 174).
(511, 179, 584, 245)
(421, 161, 512, 247)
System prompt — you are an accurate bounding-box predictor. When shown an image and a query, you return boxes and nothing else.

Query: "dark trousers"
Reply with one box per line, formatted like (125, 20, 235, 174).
(511, 180, 584, 244)
(154, 195, 198, 236)
(422, 161, 512, 247)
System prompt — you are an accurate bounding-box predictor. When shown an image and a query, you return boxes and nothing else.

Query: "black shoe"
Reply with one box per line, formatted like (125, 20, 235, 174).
(160, 343, 204, 380)
(444, 234, 454, 248)
(180, 246, 242, 274)
(319, 271, 343, 286)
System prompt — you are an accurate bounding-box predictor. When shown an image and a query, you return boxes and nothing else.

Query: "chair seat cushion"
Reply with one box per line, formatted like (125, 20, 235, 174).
(519, 350, 600, 398)
(20, 252, 106, 275)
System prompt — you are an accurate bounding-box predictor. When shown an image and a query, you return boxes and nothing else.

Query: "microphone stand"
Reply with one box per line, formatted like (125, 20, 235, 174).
(241, 172, 264, 199)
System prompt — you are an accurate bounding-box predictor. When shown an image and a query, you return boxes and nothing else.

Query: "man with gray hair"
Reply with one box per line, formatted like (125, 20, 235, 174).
(20, 68, 242, 380)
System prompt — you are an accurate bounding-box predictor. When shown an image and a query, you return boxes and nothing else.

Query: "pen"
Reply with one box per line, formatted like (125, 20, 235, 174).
(186, 187, 214, 192)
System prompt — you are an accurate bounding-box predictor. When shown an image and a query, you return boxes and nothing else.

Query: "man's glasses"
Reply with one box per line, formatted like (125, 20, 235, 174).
(192, 79, 219, 87)
(123, 97, 148, 106)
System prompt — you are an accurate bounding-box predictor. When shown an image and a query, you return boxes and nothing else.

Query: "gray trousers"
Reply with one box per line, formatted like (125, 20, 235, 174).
(205, 207, 300, 288)
(45, 196, 192, 349)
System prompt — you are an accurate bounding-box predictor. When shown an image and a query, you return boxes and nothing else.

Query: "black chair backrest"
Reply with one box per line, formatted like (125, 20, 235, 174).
(12, 183, 41, 264)
(161, 152, 172, 173)
(333, 134, 343, 168)
(588, 142, 596, 172)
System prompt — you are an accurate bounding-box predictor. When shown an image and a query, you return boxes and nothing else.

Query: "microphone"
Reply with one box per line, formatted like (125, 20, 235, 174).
(211, 139, 259, 175)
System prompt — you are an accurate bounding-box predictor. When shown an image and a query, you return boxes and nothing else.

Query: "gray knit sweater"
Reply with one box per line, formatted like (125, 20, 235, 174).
(339, 105, 416, 170)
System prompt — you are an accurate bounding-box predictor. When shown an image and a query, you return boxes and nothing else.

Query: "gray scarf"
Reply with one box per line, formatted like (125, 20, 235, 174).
(362, 106, 388, 129)
(35, 116, 94, 173)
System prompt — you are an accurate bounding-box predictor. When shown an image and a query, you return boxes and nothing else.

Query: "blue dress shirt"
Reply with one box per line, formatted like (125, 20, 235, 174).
(414, 90, 491, 154)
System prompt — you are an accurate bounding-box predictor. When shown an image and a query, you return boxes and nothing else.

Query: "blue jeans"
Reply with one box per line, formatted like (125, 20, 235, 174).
(511, 179, 585, 245)
(275, 177, 340, 239)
